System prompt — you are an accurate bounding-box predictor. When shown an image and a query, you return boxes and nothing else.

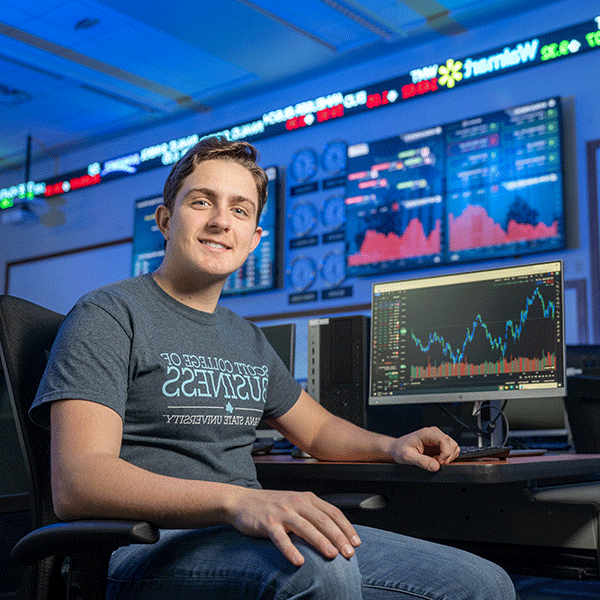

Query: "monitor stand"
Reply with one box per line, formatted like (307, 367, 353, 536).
(473, 400, 506, 448)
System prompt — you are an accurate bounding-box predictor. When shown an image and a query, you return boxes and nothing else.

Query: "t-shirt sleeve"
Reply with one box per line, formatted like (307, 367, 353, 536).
(29, 300, 132, 430)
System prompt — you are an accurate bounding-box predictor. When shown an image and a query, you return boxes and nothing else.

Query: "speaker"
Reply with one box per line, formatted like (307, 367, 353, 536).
(307, 315, 370, 427)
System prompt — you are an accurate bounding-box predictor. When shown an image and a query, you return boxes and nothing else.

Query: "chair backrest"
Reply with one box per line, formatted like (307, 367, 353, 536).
(0, 295, 66, 599)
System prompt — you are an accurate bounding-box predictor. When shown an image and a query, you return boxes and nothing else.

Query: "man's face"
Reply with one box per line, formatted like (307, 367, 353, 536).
(157, 159, 262, 284)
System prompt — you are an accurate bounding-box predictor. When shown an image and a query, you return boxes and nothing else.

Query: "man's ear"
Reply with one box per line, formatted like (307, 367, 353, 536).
(250, 226, 263, 253)
(155, 204, 171, 242)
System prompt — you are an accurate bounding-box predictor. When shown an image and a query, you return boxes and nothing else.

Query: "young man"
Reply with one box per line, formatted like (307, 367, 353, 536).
(31, 136, 515, 599)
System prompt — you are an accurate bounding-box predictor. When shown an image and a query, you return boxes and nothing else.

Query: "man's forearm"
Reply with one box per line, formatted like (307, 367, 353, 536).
(52, 450, 240, 528)
(303, 413, 396, 463)
(52, 448, 363, 567)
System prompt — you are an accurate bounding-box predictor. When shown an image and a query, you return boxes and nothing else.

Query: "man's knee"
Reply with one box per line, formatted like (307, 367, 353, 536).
(478, 558, 516, 600)
(286, 540, 362, 599)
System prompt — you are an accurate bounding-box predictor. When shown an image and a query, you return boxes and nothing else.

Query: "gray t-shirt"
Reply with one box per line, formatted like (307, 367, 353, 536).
(31, 274, 301, 489)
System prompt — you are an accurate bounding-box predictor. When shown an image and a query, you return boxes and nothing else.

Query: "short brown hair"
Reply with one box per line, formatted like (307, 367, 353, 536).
(163, 136, 268, 223)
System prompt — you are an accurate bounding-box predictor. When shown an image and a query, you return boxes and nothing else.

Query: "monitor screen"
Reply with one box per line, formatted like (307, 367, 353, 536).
(369, 260, 566, 406)
(257, 322, 296, 435)
(566, 344, 600, 376)
(131, 194, 164, 276)
(131, 167, 280, 295)
(446, 98, 565, 264)
(345, 97, 566, 277)
(259, 322, 296, 377)
(345, 127, 446, 276)
(221, 166, 279, 295)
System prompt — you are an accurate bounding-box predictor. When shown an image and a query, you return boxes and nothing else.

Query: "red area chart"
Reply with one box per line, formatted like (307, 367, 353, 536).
(449, 204, 558, 251)
(347, 218, 441, 266)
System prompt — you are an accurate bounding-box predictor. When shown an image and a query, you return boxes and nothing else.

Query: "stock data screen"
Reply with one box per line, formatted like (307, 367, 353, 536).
(344, 129, 445, 276)
(446, 98, 564, 263)
(221, 166, 279, 295)
(369, 261, 565, 405)
(345, 97, 566, 276)
(132, 194, 165, 276)
(132, 167, 279, 295)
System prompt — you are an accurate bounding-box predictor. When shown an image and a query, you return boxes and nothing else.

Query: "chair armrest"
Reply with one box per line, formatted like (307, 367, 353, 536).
(321, 493, 387, 510)
(11, 519, 160, 564)
(526, 482, 600, 511)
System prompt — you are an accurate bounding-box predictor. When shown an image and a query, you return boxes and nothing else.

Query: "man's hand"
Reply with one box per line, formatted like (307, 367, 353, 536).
(389, 426, 460, 472)
(224, 488, 361, 566)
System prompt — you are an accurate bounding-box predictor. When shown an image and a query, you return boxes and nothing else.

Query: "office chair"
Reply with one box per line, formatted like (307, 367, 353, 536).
(0, 295, 159, 600)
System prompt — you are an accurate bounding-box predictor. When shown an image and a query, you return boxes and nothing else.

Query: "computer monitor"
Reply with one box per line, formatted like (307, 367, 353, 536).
(369, 260, 566, 407)
(564, 375, 600, 453)
(256, 323, 296, 438)
(259, 323, 296, 377)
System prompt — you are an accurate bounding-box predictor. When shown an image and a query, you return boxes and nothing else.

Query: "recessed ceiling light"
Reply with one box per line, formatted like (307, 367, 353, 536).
(74, 17, 100, 30)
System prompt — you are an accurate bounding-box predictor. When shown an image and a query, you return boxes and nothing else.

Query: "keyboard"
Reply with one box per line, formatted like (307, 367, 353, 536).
(454, 445, 512, 461)
(253, 438, 514, 460)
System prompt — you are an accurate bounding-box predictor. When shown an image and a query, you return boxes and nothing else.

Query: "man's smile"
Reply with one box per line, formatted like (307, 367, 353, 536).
(199, 239, 230, 250)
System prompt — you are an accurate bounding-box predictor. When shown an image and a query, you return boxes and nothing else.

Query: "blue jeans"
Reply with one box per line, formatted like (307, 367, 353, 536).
(107, 524, 515, 599)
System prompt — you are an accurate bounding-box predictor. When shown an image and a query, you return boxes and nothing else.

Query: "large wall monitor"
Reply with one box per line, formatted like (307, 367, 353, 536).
(132, 166, 280, 296)
(222, 166, 280, 295)
(369, 260, 566, 406)
(345, 127, 445, 275)
(132, 194, 164, 276)
(345, 97, 566, 276)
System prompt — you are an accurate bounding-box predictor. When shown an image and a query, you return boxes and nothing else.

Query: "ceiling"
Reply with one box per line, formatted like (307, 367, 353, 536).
(0, 0, 565, 174)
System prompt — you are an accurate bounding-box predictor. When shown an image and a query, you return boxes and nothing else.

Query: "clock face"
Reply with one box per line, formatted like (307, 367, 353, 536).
(290, 147, 319, 182)
(289, 256, 317, 291)
(322, 140, 348, 174)
(321, 194, 346, 230)
(290, 201, 318, 237)
(320, 251, 346, 287)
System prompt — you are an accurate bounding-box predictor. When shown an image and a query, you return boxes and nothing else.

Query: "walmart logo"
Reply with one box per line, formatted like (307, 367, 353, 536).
(438, 59, 463, 88)
(464, 40, 539, 78)
(437, 39, 540, 89)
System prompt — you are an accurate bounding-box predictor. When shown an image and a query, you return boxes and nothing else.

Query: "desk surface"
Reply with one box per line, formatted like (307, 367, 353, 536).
(254, 453, 600, 485)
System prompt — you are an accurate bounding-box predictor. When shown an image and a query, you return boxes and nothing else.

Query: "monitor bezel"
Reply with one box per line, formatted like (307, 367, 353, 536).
(368, 260, 567, 406)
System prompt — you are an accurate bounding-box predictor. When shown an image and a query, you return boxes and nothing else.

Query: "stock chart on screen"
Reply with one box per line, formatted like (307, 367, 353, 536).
(446, 98, 564, 263)
(221, 167, 280, 295)
(369, 261, 565, 406)
(345, 97, 566, 277)
(345, 128, 446, 276)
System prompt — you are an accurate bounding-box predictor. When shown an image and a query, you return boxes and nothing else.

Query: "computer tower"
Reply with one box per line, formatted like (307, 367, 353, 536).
(307, 315, 370, 428)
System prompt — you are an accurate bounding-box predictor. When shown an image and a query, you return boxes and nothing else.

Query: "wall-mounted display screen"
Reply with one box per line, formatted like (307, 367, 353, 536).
(132, 194, 164, 277)
(445, 99, 564, 263)
(345, 97, 566, 275)
(345, 128, 445, 276)
(132, 167, 280, 296)
(221, 166, 279, 295)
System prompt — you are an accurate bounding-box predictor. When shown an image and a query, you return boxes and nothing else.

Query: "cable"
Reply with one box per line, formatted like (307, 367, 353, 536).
(437, 403, 491, 440)
(437, 402, 522, 448)
(471, 402, 510, 447)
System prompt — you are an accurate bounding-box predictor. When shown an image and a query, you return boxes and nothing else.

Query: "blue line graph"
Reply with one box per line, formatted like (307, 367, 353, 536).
(411, 286, 556, 364)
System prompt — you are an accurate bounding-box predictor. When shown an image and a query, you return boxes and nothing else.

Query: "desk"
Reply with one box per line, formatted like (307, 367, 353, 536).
(255, 454, 600, 579)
